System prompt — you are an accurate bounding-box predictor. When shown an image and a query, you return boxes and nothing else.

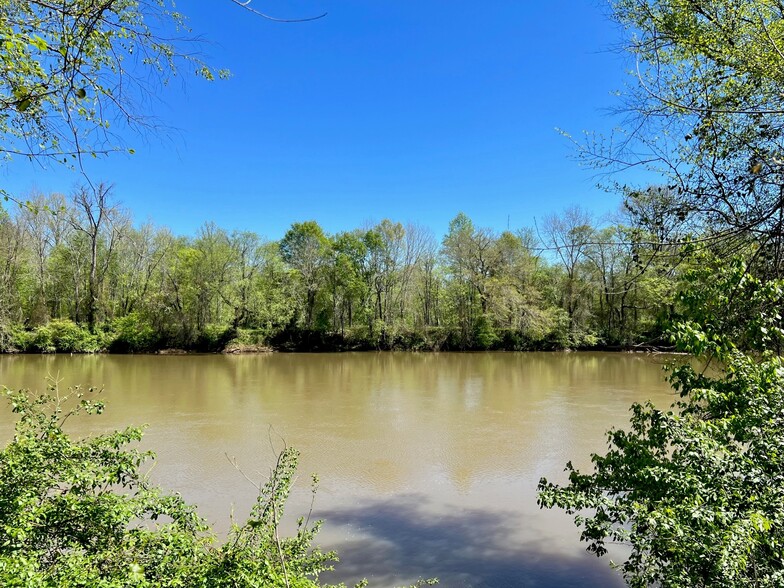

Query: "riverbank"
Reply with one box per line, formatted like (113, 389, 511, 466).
(2, 319, 671, 355)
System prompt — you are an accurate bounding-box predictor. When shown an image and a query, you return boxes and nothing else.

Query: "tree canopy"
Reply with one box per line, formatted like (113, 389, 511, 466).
(0, 0, 228, 175)
(589, 0, 784, 267)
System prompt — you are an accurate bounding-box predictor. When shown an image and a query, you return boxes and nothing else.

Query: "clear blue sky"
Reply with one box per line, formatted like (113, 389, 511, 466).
(3, 0, 657, 239)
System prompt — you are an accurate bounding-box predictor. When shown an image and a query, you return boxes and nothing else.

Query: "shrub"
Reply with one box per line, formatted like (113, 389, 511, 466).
(7, 326, 35, 353)
(107, 313, 158, 353)
(0, 385, 437, 587)
(8, 320, 101, 353)
(472, 315, 499, 350)
(47, 319, 101, 352)
(194, 324, 236, 352)
(538, 259, 784, 587)
(0, 386, 338, 587)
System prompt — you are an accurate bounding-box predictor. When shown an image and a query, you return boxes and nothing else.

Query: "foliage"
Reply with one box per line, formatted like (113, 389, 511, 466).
(11, 319, 101, 353)
(540, 3, 784, 579)
(208, 448, 334, 588)
(0, 190, 685, 353)
(223, 328, 272, 353)
(0, 384, 421, 587)
(596, 0, 784, 259)
(472, 315, 499, 350)
(538, 259, 784, 587)
(0, 385, 213, 586)
(107, 313, 159, 353)
(194, 324, 237, 353)
(280, 221, 330, 330)
(0, 0, 226, 177)
(670, 255, 784, 356)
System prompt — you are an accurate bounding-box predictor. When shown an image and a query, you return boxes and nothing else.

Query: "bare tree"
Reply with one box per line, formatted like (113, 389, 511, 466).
(541, 206, 594, 328)
(69, 183, 128, 330)
(19, 192, 69, 322)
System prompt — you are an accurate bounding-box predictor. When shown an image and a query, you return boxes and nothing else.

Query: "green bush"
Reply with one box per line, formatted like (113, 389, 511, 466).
(30, 324, 56, 353)
(9, 320, 100, 353)
(107, 313, 158, 353)
(387, 328, 430, 351)
(232, 328, 268, 346)
(539, 259, 784, 587)
(194, 324, 236, 352)
(48, 319, 101, 352)
(0, 386, 337, 587)
(472, 315, 499, 350)
(7, 326, 35, 353)
(0, 385, 437, 587)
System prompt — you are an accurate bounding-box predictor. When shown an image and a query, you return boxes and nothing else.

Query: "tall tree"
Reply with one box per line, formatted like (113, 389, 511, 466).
(0, 209, 25, 343)
(68, 183, 127, 331)
(592, 0, 784, 273)
(279, 221, 329, 329)
(223, 230, 266, 329)
(326, 231, 368, 334)
(541, 206, 594, 337)
(18, 192, 68, 323)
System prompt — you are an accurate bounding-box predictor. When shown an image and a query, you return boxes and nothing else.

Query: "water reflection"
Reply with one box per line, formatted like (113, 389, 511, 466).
(0, 352, 677, 587)
(318, 495, 625, 588)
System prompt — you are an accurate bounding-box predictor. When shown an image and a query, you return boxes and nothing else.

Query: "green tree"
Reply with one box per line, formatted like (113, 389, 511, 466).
(0, 0, 226, 176)
(541, 206, 596, 344)
(17, 192, 69, 324)
(223, 230, 266, 330)
(594, 0, 784, 272)
(192, 222, 235, 328)
(111, 223, 169, 317)
(326, 232, 369, 335)
(280, 221, 330, 329)
(68, 183, 128, 331)
(440, 213, 498, 346)
(485, 230, 551, 343)
(251, 242, 298, 337)
(412, 233, 441, 329)
(0, 209, 26, 345)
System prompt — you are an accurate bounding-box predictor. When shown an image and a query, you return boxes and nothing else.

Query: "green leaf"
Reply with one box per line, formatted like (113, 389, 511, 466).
(30, 36, 47, 51)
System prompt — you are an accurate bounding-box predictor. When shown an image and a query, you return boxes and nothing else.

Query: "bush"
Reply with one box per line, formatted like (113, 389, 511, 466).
(0, 386, 337, 587)
(9, 320, 100, 353)
(223, 328, 274, 353)
(107, 313, 159, 353)
(7, 326, 35, 353)
(472, 315, 499, 350)
(0, 385, 437, 587)
(51, 319, 101, 352)
(538, 259, 784, 587)
(194, 324, 236, 352)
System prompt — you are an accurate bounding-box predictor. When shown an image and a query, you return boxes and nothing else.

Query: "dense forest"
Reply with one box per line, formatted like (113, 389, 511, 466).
(0, 185, 694, 353)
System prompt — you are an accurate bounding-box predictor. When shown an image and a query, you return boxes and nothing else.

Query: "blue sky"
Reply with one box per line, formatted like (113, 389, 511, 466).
(4, 1, 657, 239)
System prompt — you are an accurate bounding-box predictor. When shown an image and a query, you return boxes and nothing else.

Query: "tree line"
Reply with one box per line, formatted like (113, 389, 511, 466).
(0, 185, 688, 353)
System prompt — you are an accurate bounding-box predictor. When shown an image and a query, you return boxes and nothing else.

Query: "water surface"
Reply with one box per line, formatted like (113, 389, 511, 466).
(0, 352, 677, 587)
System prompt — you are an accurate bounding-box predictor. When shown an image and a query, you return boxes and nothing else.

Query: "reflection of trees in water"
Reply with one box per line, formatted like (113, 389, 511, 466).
(0, 353, 673, 584)
(0, 353, 676, 493)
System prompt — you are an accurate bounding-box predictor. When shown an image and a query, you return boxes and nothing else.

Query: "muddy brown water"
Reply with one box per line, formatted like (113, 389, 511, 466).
(0, 352, 678, 587)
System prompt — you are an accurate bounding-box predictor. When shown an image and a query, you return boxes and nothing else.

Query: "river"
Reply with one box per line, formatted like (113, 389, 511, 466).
(0, 351, 677, 587)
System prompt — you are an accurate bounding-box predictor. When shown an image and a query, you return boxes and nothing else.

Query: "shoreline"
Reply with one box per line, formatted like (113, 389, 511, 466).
(0, 343, 679, 355)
